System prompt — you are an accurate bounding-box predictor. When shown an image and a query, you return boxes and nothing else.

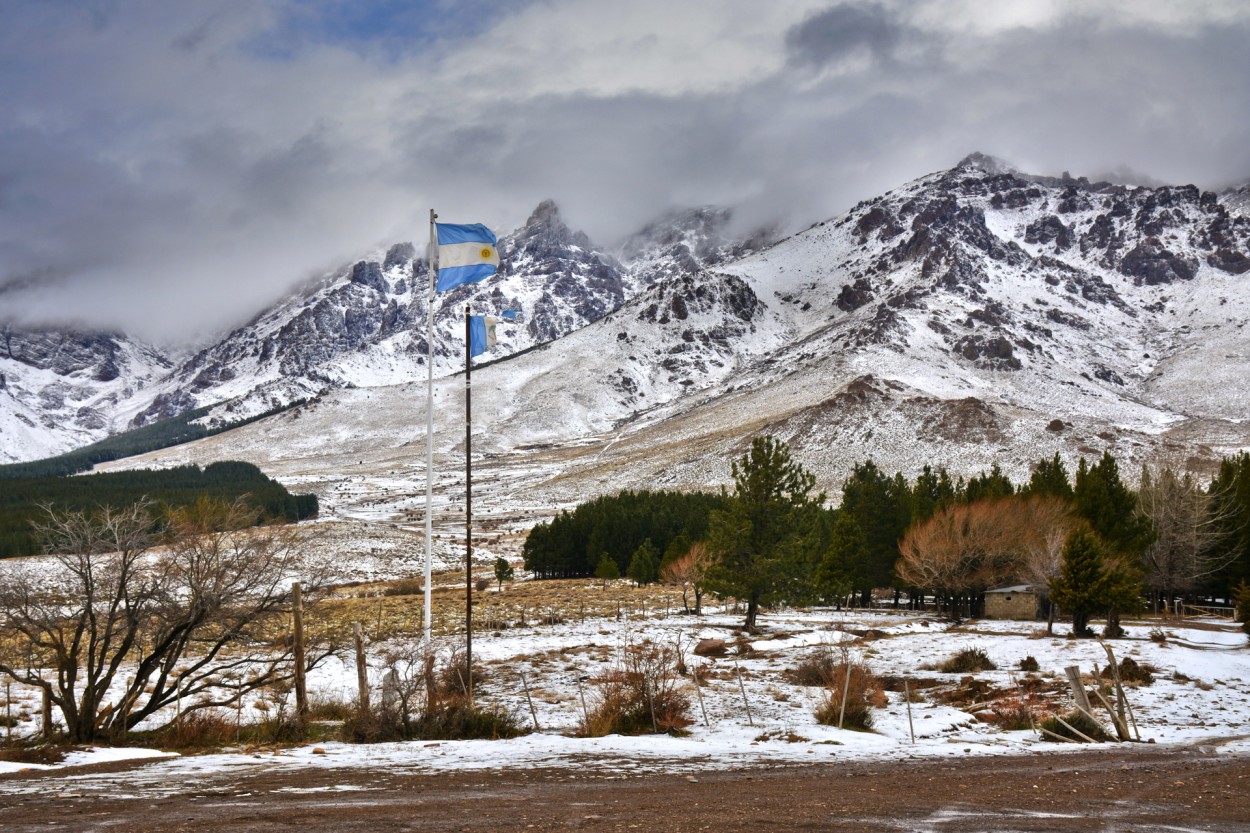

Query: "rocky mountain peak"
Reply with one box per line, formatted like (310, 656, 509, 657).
(955, 152, 1016, 176)
(512, 199, 593, 252)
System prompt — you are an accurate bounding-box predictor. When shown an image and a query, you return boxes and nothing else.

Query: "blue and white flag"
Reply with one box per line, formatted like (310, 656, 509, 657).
(500, 308, 521, 322)
(468, 315, 497, 358)
(436, 223, 499, 292)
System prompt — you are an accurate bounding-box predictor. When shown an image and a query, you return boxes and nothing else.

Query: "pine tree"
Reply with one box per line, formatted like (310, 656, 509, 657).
(493, 556, 514, 590)
(1049, 528, 1112, 637)
(594, 552, 620, 588)
(704, 435, 823, 631)
(1101, 558, 1145, 638)
(963, 463, 1015, 504)
(838, 460, 909, 604)
(815, 513, 867, 608)
(1026, 453, 1074, 500)
(660, 532, 692, 570)
(627, 539, 659, 586)
(1074, 452, 1154, 557)
(1209, 454, 1250, 593)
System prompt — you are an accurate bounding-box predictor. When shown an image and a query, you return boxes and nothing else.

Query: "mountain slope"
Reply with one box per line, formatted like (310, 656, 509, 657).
(95, 155, 1250, 529)
(0, 326, 172, 464)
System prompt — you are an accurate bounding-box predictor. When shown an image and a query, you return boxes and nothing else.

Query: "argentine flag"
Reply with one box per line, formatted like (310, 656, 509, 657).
(468, 315, 497, 358)
(436, 223, 500, 292)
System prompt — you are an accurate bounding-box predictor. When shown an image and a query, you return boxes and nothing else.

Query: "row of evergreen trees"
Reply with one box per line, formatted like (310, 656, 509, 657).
(0, 461, 319, 557)
(522, 490, 727, 578)
(521, 441, 1250, 626)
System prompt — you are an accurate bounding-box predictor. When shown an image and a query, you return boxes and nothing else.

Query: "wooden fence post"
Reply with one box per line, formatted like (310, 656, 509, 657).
(293, 582, 308, 722)
(693, 668, 709, 728)
(1064, 666, 1091, 714)
(519, 672, 540, 731)
(735, 663, 753, 727)
(354, 622, 370, 714)
(904, 678, 915, 744)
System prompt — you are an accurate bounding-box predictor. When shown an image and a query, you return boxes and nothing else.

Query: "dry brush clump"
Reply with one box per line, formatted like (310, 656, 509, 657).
(578, 641, 693, 736)
(986, 696, 1036, 731)
(936, 647, 998, 673)
(1102, 656, 1156, 686)
(785, 645, 845, 687)
(1039, 710, 1115, 743)
(343, 644, 523, 743)
(810, 646, 885, 731)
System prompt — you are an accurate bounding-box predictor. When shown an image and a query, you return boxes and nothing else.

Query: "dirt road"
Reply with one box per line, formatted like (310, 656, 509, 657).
(2, 745, 1248, 832)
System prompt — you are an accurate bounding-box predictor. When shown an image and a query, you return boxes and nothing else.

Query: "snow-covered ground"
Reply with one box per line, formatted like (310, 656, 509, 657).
(2, 605, 1246, 794)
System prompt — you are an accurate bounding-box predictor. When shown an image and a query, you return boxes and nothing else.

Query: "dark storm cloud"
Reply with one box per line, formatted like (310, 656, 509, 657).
(785, 3, 903, 66)
(1, 1, 1248, 344)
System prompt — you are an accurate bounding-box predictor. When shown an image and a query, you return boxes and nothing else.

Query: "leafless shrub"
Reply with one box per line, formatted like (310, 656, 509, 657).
(812, 646, 884, 731)
(156, 710, 237, 750)
(383, 578, 425, 597)
(1101, 657, 1155, 686)
(987, 697, 1035, 730)
(344, 643, 520, 743)
(938, 647, 997, 673)
(579, 642, 692, 736)
(784, 646, 841, 686)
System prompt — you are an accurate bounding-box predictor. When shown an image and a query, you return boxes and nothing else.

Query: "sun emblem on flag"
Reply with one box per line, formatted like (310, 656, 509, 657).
(480, 247, 493, 259)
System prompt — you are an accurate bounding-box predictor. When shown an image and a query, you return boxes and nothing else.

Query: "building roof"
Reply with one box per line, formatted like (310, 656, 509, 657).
(985, 585, 1035, 594)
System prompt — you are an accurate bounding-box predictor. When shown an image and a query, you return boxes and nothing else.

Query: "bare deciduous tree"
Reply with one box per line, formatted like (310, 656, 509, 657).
(1015, 495, 1082, 633)
(660, 541, 714, 615)
(898, 496, 1073, 621)
(1138, 463, 1238, 609)
(0, 497, 331, 743)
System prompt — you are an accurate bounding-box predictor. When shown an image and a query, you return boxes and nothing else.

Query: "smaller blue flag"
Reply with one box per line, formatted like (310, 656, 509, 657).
(468, 315, 496, 358)
(501, 309, 520, 321)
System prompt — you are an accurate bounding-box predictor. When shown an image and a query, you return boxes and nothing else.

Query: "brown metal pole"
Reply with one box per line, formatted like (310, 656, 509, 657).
(292, 581, 308, 722)
(464, 305, 473, 704)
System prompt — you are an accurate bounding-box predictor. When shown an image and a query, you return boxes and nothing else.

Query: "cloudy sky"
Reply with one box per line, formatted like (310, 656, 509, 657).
(2, 0, 1248, 344)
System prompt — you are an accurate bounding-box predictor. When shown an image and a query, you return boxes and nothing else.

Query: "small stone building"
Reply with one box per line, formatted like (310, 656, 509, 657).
(984, 584, 1043, 620)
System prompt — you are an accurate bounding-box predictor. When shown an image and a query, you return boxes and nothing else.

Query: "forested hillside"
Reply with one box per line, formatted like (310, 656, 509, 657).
(0, 461, 318, 557)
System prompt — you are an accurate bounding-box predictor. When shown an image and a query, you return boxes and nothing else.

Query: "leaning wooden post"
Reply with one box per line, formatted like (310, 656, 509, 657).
(519, 671, 540, 731)
(1064, 666, 1091, 714)
(904, 677, 915, 744)
(735, 663, 754, 727)
(575, 672, 589, 727)
(838, 663, 852, 729)
(354, 622, 370, 714)
(692, 667, 709, 728)
(1097, 641, 1132, 741)
(292, 582, 308, 723)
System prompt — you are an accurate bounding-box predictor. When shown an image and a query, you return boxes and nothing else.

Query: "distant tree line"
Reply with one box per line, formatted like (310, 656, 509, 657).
(522, 490, 728, 579)
(0, 461, 318, 557)
(522, 437, 1250, 633)
(0, 398, 311, 481)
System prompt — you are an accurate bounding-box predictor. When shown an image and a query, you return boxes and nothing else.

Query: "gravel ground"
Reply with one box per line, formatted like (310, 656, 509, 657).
(2, 743, 1248, 832)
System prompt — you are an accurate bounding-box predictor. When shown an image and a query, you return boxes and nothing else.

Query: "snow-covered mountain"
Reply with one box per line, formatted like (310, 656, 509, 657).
(0, 326, 172, 463)
(0, 201, 772, 463)
(94, 154, 1250, 526)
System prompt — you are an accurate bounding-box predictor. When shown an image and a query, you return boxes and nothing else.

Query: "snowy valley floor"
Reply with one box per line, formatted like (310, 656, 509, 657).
(0, 604, 1247, 830)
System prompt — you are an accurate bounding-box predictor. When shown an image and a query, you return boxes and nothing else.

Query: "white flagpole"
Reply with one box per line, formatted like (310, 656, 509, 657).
(424, 209, 437, 648)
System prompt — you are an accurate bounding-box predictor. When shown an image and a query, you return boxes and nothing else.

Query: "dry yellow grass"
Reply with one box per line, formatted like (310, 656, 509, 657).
(312, 575, 689, 643)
